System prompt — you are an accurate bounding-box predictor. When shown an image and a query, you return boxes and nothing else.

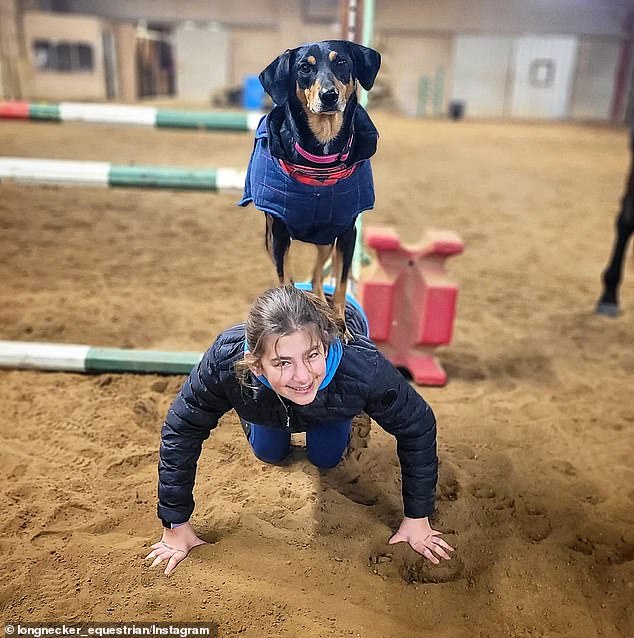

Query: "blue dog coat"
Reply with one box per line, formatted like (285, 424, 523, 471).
(238, 116, 375, 245)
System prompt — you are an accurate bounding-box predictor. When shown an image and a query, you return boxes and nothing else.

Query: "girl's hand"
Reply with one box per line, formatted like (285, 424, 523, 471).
(388, 516, 455, 564)
(145, 522, 206, 576)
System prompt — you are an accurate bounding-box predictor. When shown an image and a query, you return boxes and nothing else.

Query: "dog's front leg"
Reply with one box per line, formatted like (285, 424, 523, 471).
(331, 248, 347, 317)
(332, 225, 357, 315)
(332, 224, 357, 339)
(311, 244, 334, 303)
(331, 248, 352, 342)
(266, 214, 293, 285)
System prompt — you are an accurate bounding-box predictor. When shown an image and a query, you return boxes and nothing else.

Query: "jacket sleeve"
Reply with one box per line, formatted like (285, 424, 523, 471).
(363, 349, 438, 519)
(157, 337, 234, 525)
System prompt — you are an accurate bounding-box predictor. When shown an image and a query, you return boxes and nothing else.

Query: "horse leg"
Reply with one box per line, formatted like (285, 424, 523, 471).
(596, 194, 634, 316)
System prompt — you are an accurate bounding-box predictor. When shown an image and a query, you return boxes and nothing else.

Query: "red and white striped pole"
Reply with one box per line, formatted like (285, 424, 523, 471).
(341, 0, 363, 43)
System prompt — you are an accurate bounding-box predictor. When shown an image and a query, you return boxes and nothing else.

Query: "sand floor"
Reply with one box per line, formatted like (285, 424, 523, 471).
(0, 111, 633, 637)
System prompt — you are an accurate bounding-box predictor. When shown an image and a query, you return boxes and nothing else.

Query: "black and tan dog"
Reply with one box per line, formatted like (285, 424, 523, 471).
(239, 40, 381, 324)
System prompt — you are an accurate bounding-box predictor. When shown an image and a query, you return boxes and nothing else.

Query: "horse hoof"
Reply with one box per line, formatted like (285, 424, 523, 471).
(595, 301, 620, 317)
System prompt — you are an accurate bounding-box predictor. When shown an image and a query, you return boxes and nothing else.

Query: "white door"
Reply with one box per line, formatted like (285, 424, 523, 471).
(510, 36, 578, 119)
(451, 36, 514, 118)
(174, 25, 229, 102)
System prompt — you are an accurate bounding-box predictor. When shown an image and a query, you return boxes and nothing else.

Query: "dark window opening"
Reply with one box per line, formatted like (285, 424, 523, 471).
(77, 44, 94, 71)
(529, 59, 556, 89)
(33, 39, 56, 70)
(57, 43, 72, 71)
(31, 39, 95, 73)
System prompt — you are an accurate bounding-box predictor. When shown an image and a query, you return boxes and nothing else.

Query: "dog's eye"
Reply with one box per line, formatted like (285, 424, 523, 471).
(299, 63, 311, 73)
(336, 58, 348, 66)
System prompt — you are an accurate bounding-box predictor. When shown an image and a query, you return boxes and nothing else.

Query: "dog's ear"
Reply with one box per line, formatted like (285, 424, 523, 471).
(259, 49, 293, 105)
(348, 43, 381, 91)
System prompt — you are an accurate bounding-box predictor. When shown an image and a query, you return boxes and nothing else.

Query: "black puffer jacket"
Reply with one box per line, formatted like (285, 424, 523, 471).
(157, 326, 438, 525)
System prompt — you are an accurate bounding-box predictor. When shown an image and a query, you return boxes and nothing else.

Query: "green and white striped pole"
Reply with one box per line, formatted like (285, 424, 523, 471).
(0, 157, 245, 191)
(0, 341, 202, 374)
(0, 100, 263, 132)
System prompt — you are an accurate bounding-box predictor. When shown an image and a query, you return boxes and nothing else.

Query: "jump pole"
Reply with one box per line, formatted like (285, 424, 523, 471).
(0, 282, 365, 375)
(0, 341, 202, 374)
(0, 157, 245, 191)
(0, 100, 263, 132)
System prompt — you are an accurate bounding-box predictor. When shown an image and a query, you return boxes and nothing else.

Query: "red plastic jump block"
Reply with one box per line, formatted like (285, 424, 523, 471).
(360, 225, 464, 386)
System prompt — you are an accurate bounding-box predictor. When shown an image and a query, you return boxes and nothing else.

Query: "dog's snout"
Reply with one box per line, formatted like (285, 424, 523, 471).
(320, 88, 339, 106)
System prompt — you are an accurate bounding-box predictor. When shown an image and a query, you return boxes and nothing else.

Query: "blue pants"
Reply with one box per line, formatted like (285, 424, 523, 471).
(242, 419, 352, 469)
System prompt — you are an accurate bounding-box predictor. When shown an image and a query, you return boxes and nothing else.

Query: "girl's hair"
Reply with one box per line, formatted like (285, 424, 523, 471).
(235, 285, 345, 386)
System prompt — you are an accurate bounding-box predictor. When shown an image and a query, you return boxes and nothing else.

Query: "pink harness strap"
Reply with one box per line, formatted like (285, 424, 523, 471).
(293, 131, 354, 165)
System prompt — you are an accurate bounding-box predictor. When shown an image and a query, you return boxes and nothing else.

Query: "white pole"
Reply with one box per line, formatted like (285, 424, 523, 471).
(0, 341, 90, 371)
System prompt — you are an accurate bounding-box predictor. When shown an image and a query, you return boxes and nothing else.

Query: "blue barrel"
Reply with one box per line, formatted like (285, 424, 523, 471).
(243, 74, 265, 110)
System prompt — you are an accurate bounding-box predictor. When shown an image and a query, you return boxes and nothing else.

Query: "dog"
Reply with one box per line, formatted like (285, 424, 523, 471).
(239, 40, 381, 327)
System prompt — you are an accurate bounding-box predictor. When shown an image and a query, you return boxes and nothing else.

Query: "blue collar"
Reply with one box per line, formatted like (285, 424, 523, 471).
(245, 338, 343, 392)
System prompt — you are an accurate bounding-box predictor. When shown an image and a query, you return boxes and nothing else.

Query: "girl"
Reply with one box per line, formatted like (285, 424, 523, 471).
(146, 285, 453, 575)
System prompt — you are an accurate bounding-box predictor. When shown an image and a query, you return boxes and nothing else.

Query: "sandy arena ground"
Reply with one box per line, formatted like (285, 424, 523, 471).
(0, 111, 633, 637)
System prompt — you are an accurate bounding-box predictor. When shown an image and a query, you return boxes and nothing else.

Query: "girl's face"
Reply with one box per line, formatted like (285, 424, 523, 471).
(252, 329, 327, 405)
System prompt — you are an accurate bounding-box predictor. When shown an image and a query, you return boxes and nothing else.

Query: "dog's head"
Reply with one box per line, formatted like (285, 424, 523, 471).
(260, 40, 381, 114)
